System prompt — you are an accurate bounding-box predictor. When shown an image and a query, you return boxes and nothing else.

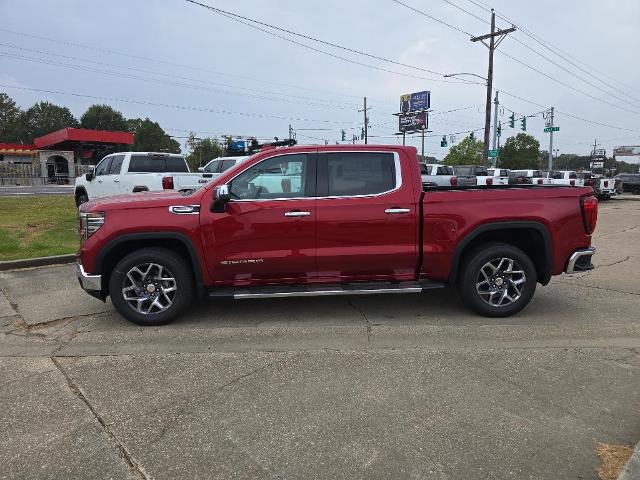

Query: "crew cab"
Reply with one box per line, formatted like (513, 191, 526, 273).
(548, 170, 584, 187)
(74, 152, 213, 206)
(512, 169, 553, 185)
(198, 155, 251, 178)
(420, 163, 457, 187)
(76, 145, 598, 326)
(485, 168, 511, 186)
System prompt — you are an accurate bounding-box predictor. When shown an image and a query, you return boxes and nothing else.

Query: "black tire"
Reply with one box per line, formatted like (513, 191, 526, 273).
(109, 248, 193, 326)
(75, 192, 89, 207)
(458, 242, 537, 317)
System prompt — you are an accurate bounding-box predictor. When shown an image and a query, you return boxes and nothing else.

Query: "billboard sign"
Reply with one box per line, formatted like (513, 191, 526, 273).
(593, 148, 606, 158)
(400, 91, 431, 113)
(613, 146, 640, 156)
(399, 111, 428, 132)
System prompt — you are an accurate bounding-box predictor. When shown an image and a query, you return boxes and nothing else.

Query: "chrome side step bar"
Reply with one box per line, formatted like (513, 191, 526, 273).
(208, 279, 445, 300)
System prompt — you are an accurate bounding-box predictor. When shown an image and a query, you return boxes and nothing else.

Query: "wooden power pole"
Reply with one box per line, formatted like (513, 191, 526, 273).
(471, 10, 515, 167)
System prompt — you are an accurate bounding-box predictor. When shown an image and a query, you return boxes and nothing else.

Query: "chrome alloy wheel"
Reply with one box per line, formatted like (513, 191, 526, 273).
(475, 257, 527, 308)
(121, 263, 177, 315)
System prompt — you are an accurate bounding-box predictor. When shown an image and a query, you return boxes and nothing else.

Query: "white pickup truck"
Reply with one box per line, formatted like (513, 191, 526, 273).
(512, 169, 553, 185)
(548, 170, 584, 187)
(419, 163, 458, 187)
(74, 152, 213, 206)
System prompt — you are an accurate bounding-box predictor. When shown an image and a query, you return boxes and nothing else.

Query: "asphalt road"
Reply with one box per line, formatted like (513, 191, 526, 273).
(1, 199, 639, 479)
(0, 185, 74, 196)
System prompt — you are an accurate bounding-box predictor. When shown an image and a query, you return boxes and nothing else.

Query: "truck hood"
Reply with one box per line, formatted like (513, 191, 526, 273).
(81, 190, 199, 212)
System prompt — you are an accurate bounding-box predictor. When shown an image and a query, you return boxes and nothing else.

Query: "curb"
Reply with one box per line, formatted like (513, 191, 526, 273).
(612, 195, 640, 202)
(0, 254, 76, 272)
(618, 442, 640, 480)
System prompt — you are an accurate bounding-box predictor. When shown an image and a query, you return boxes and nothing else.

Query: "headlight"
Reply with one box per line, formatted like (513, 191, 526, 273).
(79, 212, 105, 240)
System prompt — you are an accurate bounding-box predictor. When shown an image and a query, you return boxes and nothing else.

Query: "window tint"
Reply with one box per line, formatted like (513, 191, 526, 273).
(454, 167, 472, 176)
(109, 155, 124, 174)
(220, 159, 237, 172)
(128, 155, 189, 173)
(326, 152, 395, 196)
(436, 166, 451, 175)
(230, 154, 307, 200)
(569, 172, 577, 179)
(95, 157, 112, 176)
(203, 160, 221, 173)
(500, 170, 509, 176)
(419, 164, 429, 175)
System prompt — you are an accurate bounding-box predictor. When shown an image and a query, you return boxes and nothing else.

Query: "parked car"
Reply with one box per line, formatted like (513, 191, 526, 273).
(512, 169, 552, 185)
(616, 174, 640, 194)
(485, 168, 511, 186)
(451, 165, 489, 186)
(76, 144, 597, 326)
(548, 170, 584, 187)
(577, 172, 615, 200)
(198, 155, 251, 178)
(74, 152, 213, 206)
(419, 163, 457, 187)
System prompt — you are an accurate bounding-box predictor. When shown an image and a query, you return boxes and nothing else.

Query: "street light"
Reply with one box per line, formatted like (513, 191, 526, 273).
(444, 72, 488, 85)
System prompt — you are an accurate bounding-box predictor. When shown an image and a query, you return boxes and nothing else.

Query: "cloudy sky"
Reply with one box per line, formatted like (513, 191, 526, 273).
(1, 0, 639, 158)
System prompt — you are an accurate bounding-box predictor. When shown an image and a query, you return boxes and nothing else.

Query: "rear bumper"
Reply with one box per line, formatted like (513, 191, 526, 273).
(75, 262, 102, 291)
(565, 247, 596, 274)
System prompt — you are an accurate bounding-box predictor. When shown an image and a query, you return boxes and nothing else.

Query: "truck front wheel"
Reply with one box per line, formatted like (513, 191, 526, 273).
(459, 243, 537, 317)
(109, 248, 193, 326)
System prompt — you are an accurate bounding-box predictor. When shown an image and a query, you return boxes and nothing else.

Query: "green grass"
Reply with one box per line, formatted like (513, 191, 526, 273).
(0, 195, 79, 261)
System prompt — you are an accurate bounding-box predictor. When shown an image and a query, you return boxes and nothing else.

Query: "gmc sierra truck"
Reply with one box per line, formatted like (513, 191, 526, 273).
(74, 152, 213, 206)
(76, 145, 598, 326)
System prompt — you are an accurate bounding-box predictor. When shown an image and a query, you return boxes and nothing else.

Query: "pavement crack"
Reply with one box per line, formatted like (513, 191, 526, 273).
(148, 358, 285, 446)
(347, 298, 371, 343)
(51, 357, 149, 480)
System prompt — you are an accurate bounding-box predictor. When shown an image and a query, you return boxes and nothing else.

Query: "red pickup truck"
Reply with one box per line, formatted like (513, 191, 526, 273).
(76, 145, 598, 326)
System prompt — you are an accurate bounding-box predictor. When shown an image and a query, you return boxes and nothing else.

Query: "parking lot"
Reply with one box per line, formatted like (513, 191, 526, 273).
(1, 199, 639, 479)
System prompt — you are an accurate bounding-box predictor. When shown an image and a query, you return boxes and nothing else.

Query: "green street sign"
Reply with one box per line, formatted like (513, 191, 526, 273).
(488, 149, 498, 158)
(544, 126, 560, 132)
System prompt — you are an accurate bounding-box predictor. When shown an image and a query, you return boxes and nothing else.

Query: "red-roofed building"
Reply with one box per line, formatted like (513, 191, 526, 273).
(1, 127, 134, 184)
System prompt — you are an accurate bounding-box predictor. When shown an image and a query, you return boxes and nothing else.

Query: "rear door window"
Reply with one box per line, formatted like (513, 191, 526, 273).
(204, 160, 221, 173)
(324, 152, 395, 196)
(128, 155, 189, 173)
(220, 159, 237, 172)
(109, 155, 125, 174)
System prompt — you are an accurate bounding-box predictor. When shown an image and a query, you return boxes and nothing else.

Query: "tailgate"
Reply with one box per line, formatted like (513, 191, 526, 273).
(173, 173, 214, 190)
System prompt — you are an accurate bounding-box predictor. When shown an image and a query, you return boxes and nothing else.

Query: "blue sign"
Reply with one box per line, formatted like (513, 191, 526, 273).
(229, 140, 246, 152)
(400, 91, 431, 113)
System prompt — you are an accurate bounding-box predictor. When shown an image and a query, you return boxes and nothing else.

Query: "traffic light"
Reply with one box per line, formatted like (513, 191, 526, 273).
(497, 122, 502, 138)
(341, 129, 346, 141)
(509, 112, 515, 128)
(440, 135, 447, 147)
(521, 116, 527, 131)
(469, 131, 475, 140)
(361, 128, 365, 140)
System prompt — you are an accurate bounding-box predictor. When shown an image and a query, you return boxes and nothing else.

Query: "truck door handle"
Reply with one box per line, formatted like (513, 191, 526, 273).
(284, 210, 311, 217)
(97, 179, 103, 183)
(113, 179, 120, 183)
(385, 208, 411, 214)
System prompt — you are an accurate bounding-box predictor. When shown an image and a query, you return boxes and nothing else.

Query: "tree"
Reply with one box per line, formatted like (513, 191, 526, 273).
(443, 136, 484, 165)
(0, 93, 22, 142)
(185, 133, 224, 170)
(80, 104, 128, 131)
(16, 101, 78, 142)
(127, 118, 180, 153)
(499, 133, 541, 169)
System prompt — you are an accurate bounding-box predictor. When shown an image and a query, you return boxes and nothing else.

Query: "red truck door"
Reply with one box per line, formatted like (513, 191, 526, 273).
(315, 150, 419, 282)
(200, 152, 317, 285)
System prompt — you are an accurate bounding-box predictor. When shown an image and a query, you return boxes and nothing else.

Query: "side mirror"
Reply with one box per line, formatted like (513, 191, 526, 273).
(211, 184, 231, 213)
(197, 167, 204, 172)
(85, 167, 95, 182)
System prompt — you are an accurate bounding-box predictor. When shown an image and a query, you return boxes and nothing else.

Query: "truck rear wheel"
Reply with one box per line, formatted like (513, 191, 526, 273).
(458, 243, 536, 317)
(109, 248, 193, 326)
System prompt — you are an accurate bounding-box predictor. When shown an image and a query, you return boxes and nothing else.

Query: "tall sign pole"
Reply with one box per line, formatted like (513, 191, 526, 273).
(471, 10, 516, 167)
(548, 107, 554, 171)
(491, 90, 499, 166)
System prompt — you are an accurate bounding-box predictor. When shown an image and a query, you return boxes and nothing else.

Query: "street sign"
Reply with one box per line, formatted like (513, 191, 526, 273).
(488, 149, 498, 158)
(398, 111, 428, 132)
(400, 91, 431, 113)
(544, 126, 560, 132)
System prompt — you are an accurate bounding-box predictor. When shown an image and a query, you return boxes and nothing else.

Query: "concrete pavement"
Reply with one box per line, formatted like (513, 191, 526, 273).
(1, 201, 639, 479)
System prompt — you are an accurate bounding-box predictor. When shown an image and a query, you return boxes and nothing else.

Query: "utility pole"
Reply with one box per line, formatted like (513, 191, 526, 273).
(421, 128, 425, 157)
(358, 97, 370, 144)
(288, 124, 293, 141)
(491, 90, 499, 166)
(471, 10, 516, 167)
(548, 107, 554, 171)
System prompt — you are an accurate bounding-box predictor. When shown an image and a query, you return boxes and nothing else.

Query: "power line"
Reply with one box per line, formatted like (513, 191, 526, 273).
(0, 51, 362, 112)
(0, 83, 363, 126)
(390, 0, 474, 36)
(0, 27, 367, 102)
(185, 0, 484, 86)
(0, 41, 364, 110)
